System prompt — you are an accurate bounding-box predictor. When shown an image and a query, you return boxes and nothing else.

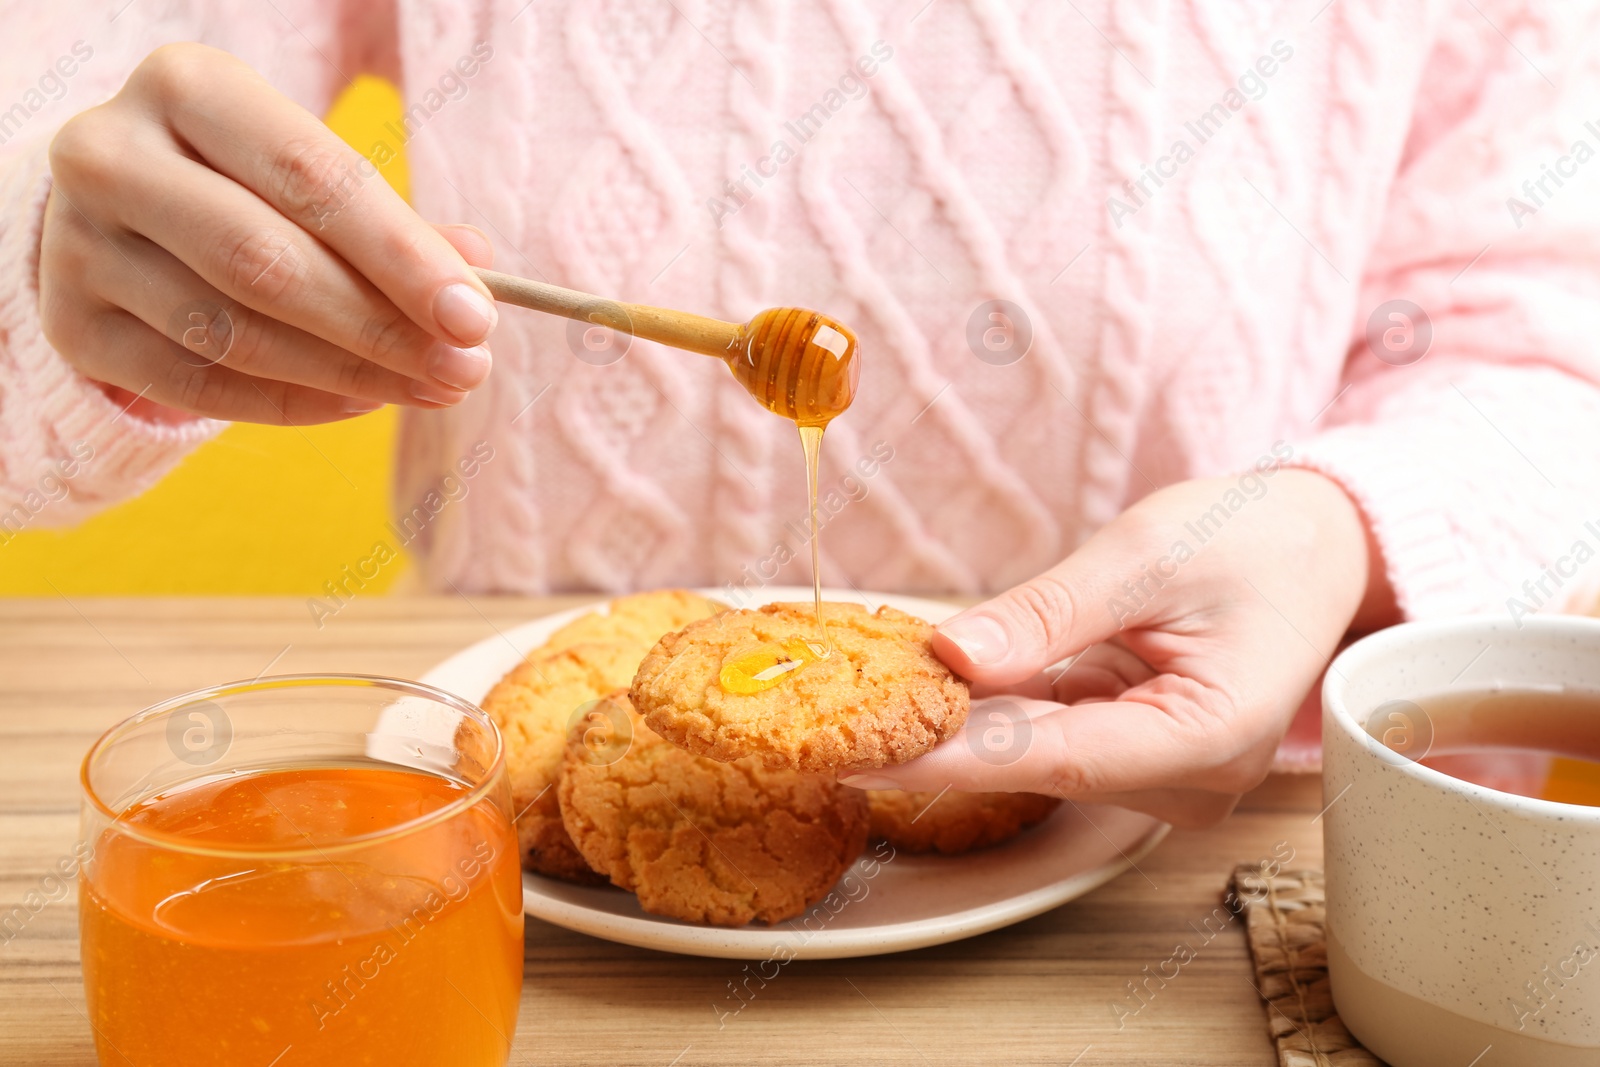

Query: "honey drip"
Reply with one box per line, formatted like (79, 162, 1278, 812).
(798, 423, 829, 654)
(726, 311, 857, 656)
(716, 312, 860, 694)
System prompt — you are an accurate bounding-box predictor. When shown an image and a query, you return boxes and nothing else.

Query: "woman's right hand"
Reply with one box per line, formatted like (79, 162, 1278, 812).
(39, 42, 499, 425)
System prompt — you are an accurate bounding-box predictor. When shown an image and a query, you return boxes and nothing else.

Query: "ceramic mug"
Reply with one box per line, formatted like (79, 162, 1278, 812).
(1322, 616, 1600, 1067)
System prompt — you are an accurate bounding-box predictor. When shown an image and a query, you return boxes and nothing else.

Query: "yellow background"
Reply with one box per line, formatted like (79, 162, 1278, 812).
(1, 78, 408, 595)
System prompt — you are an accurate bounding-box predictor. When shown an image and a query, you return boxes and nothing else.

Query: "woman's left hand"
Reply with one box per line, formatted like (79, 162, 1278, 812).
(840, 469, 1396, 828)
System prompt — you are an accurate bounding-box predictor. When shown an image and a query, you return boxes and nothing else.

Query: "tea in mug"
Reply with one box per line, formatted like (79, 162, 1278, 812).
(1370, 687, 1600, 806)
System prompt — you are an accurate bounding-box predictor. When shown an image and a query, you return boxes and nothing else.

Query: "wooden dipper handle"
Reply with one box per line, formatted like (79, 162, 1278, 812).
(474, 268, 743, 360)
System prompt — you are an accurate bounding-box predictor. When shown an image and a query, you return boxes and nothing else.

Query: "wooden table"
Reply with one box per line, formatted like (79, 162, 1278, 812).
(0, 597, 1321, 1065)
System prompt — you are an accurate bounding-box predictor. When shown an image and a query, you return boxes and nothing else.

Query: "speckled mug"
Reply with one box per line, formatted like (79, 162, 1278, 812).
(1322, 616, 1600, 1067)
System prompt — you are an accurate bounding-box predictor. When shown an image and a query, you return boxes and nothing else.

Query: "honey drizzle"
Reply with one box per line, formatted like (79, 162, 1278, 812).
(798, 423, 830, 655)
(716, 310, 859, 694)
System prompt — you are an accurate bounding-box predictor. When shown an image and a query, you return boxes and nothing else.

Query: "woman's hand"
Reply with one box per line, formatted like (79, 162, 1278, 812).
(39, 43, 498, 425)
(842, 468, 1397, 828)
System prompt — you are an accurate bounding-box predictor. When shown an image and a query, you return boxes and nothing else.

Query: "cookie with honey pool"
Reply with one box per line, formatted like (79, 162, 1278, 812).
(868, 789, 1061, 854)
(479, 641, 644, 883)
(542, 590, 726, 661)
(631, 601, 970, 772)
(557, 692, 870, 926)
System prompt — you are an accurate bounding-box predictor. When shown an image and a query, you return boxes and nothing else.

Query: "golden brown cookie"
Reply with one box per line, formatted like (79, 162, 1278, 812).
(542, 590, 725, 662)
(480, 641, 643, 882)
(868, 790, 1061, 854)
(558, 693, 870, 926)
(631, 602, 969, 772)
(478, 591, 725, 882)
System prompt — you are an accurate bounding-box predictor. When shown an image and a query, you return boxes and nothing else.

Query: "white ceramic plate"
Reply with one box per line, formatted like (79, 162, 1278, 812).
(420, 587, 1169, 960)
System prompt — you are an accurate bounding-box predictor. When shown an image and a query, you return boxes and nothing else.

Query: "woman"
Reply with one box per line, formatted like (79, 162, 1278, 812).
(4, 0, 1597, 824)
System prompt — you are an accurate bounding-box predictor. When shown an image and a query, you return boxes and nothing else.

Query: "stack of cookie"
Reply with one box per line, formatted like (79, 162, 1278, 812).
(478, 590, 726, 883)
(559, 693, 869, 926)
(479, 591, 1061, 928)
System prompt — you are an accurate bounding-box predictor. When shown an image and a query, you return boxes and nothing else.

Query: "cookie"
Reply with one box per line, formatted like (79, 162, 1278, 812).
(868, 790, 1061, 854)
(478, 591, 726, 882)
(558, 693, 870, 926)
(543, 590, 726, 662)
(631, 602, 969, 771)
(480, 641, 645, 882)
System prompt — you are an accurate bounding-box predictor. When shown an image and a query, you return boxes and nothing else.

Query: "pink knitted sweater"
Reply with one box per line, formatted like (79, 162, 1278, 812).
(5, 2, 1600, 769)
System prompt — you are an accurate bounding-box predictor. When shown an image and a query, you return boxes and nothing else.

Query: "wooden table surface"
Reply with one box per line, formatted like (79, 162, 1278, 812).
(0, 597, 1322, 1066)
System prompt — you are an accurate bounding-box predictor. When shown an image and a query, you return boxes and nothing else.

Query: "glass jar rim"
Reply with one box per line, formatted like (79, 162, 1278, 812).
(80, 674, 507, 860)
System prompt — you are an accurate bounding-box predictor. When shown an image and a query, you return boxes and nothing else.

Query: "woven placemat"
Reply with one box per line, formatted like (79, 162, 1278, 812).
(1229, 866, 1387, 1067)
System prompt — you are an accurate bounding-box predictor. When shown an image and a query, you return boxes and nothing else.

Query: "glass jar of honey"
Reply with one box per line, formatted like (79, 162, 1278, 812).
(77, 675, 524, 1066)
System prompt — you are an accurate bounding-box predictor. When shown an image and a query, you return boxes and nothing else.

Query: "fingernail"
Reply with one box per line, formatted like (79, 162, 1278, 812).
(439, 222, 489, 241)
(409, 379, 469, 406)
(439, 223, 494, 262)
(341, 398, 384, 415)
(427, 343, 492, 389)
(939, 615, 1010, 666)
(434, 282, 497, 345)
(838, 775, 901, 791)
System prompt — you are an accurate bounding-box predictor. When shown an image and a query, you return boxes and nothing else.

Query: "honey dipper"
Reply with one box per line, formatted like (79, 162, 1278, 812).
(474, 267, 860, 426)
